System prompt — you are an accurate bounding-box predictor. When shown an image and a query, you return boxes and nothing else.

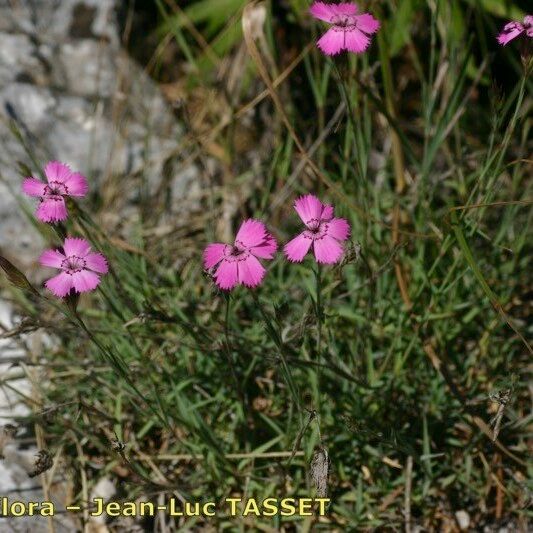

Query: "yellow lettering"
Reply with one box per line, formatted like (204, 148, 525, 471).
(298, 498, 313, 516)
(261, 498, 278, 516)
(315, 498, 330, 515)
(168, 499, 182, 516)
(122, 503, 136, 516)
(11, 502, 25, 517)
(280, 498, 296, 516)
(106, 502, 121, 517)
(185, 502, 200, 516)
(140, 502, 155, 516)
(91, 498, 104, 516)
(203, 502, 216, 516)
(243, 499, 260, 517)
(41, 502, 54, 516)
(226, 498, 241, 515)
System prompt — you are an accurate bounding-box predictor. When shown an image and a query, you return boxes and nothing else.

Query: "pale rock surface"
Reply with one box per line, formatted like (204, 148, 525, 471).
(0, 1, 197, 530)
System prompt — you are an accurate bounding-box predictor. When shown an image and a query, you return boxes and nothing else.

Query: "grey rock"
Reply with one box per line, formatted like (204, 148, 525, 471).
(0, 302, 73, 532)
(54, 39, 117, 97)
(0, 0, 197, 527)
(0, 0, 119, 43)
(0, 0, 196, 270)
(0, 33, 43, 85)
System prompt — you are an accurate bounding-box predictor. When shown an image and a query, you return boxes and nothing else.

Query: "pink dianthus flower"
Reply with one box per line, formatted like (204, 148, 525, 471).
(22, 161, 88, 223)
(497, 15, 532, 45)
(284, 194, 350, 264)
(40, 237, 108, 298)
(310, 2, 380, 55)
(203, 220, 277, 291)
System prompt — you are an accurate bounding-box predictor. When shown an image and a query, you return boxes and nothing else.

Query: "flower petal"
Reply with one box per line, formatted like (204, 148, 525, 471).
(321, 204, 334, 220)
(72, 269, 101, 293)
(310, 2, 336, 22)
(355, 13, 380, 34)
(235, 219, 267, 248)
(44, 161, 72, 184)
(344, 27, 370, 53)
(37, 197, 68, 223)
(316, 28, 346, 56)
(284, 233, 313, 263)
(330, 2, 358, 17)
(203, 243, 230, 269)
(313, 235, 344, 264)
(294, 194, 325, 226)
(309, 2, 333, 22)
(63, 237, 92, 258)
(311, 2, 358, 22)
(64, 172, 89, 197)
(22, 178, 46, 197)
(238, 255, 265, 288)
(326, 218, 350, 241)
(250, 235, 277, 259)
(497, 22, 524, 45)
(45, 272, 74, 298)
(85, 252, 108, 274)
(214, 260, 239, 290)
(39, 249, 66, 269)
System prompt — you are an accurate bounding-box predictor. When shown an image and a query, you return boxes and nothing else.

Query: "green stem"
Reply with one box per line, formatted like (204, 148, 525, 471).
(450, 211, 532, 355)
(223, 295, 245, 404)
(330, 61, 370, 218)
(251, 291, 300, 410)
(315, 265, 323, 397)
(312, 266, 325, 448)
(73, 311, 170, 428)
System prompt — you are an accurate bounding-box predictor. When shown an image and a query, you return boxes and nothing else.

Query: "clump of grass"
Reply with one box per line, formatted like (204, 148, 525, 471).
(1, 0, 531, 530)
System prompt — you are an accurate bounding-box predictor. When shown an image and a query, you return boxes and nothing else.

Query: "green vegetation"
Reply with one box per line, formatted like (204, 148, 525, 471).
(2, 0, 531, 530)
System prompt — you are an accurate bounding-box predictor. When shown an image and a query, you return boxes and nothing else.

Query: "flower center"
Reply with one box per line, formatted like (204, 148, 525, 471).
(233, 240, 249, 253)
(222, 243, 250, 263)
(306, 218, 322, 232)
(44, 181, 68, 196)
(304, 221, 328, 240)
(331, 15, 357, 28)
(61, 255, 86, 273)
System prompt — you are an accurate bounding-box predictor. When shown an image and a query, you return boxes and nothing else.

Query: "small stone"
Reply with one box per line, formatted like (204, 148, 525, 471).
(455, 510, 471, 530)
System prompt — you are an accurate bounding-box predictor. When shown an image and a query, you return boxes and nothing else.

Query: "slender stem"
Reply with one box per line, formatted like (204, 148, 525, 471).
(331, 61, 369, 205)
(315, 265, 323, 395)
(72, 310, 169, 428)
(223, 294, 245, 405)
(251, 291, 300, 410)
(377, 32, 405, 195)
(313, 265, 326, 450)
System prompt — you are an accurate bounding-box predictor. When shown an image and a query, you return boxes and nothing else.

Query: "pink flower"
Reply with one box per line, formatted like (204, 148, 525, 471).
(40, 237, 108, 298)
(284, 194, 350, 264)
(497, 15, 532, 45)
(203, 220, 277, 291)
(22, 161, 89, 223)
(310, 1, 380, 55)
